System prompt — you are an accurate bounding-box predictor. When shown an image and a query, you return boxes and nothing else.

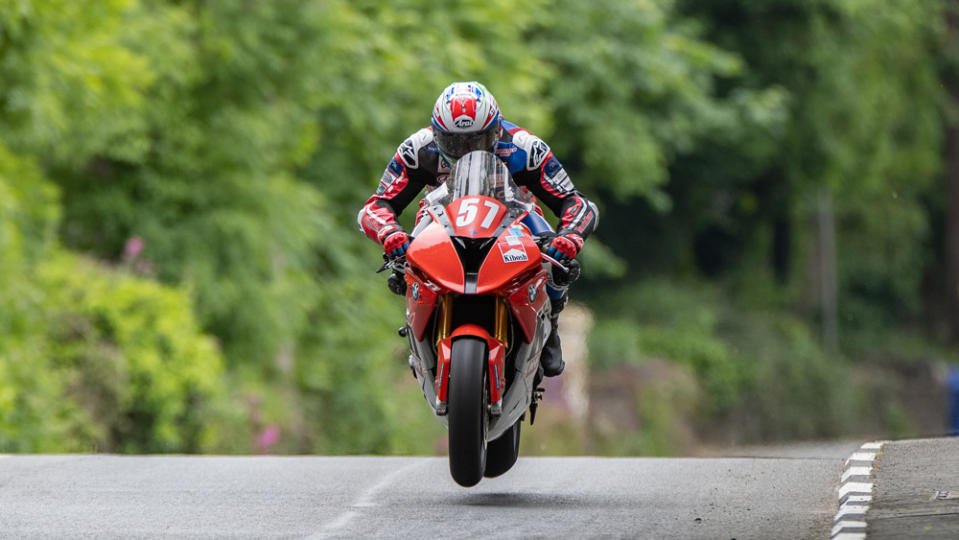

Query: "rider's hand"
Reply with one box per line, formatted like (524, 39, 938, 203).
(546, 233, 583, 262)
(379, 226, 411, 259)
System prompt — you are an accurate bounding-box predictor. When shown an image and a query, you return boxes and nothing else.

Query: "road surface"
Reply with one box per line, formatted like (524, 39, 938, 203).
(867, 438, 959, 539)
(0, 443, 860, 539)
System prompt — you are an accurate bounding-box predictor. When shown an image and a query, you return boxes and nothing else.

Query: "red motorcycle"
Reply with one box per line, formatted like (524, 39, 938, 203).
(383, 151, 574, 487)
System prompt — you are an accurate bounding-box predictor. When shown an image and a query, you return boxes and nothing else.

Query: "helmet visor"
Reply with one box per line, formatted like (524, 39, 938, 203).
(434, 123, 498, 161)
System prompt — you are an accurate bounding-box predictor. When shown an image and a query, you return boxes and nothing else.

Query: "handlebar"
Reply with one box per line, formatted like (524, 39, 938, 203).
(376, 233, 579, 285)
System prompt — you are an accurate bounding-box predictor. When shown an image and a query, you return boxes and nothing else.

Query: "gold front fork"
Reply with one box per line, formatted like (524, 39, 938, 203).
(436, 295, 453, 344)
(494, 296, 509, 349)
(435, 295, 508, 349)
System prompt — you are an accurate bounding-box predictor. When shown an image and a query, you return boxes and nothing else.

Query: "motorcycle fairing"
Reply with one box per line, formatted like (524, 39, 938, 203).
(445, 196, 509, 239)
(475, 218, 542, 295)
(434, 323, 507, 413)
(508, 272, 550, 343)
(407, 210, 549, 343)
(405, 270, 439, 342)
(400, 179, 554, 443)
(435, 338, 452, 404)
(405, 221, 465, 292)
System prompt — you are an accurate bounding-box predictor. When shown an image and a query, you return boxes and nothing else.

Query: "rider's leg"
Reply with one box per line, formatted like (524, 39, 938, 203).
(521, 212, 567, 377)
(541, 288, 567, 377)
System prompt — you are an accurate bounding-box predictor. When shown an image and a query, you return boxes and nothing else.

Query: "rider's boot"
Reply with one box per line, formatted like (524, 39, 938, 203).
(540, 296, 567, 377)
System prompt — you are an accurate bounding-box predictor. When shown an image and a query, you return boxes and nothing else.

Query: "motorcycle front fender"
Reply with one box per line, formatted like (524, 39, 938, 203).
(435, 324, 506, 414)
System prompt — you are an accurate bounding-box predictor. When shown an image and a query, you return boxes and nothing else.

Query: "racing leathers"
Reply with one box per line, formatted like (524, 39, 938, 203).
(358, 120, 599, 376)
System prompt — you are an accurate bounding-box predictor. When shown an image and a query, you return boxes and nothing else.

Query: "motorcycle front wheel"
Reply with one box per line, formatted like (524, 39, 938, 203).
(447, 337, 488, 487)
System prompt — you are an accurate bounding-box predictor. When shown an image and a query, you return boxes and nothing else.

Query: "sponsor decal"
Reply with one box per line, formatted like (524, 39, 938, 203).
(388, 157, 404, 176)
(574, 210, 595, 234)
(505, 235, 522, 246)
(500, 244, 529, 263)
(495, 145, 517, 158)
(377, 170, 395, 195)
(548, 169, 574, 194)
(544, 156, 562, 177)
(399, 139, 417, 167)
(451, 96, 476, 129)
(527, 139, 549, 170)
(508, 226, 526, 237)
(544, 156, 573, 194)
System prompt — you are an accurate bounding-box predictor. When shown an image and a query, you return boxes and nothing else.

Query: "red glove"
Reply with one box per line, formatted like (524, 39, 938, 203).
(546, 233, 583, 262)
(378, 226, 410, 258)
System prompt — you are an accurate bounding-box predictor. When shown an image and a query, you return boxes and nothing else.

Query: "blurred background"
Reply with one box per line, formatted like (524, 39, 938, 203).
(2, 0, 958, 456)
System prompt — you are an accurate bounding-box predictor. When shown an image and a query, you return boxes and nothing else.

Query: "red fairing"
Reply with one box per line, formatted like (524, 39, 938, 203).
(436, 338, 453, 403)
(476, 217, 541, 295)
(508, 272, 549, 343)
(446, 196, 508, 238)
(405, 221, 464, 292)
(405, 271, 438, 342)
(487, 340, 506, 405)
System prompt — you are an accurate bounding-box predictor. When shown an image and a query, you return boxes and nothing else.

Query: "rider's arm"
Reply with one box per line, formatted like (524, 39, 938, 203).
(357, 128, 436, 242)
(507, 131, 599, 239)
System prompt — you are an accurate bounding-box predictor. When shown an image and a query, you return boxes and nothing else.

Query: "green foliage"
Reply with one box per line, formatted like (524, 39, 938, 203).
(0, 0, 156, 166)
(533, 0, 788, 208)
(0, 145, 59, 269)
(32, 253, 227, 452)
(0, 145, 230, 453)
(675, 0, 946, 330)
(588, 279, 855, 441)
(303, 0, 551, 217)
(0, 0, 952, 454)
(0, 253, 230, 453)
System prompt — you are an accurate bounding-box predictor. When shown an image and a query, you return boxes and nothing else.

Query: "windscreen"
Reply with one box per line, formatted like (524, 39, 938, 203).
(432, 151, 534, 214)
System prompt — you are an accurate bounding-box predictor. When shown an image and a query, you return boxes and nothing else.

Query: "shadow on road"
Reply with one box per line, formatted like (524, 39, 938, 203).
(455, 492, 587, 508)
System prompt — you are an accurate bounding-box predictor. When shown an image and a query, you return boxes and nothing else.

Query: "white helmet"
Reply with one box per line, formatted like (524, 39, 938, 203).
(430, 81, 501, 161)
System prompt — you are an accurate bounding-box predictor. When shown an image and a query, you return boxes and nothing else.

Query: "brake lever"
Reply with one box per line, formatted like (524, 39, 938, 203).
(376, 236, 415, 273)
(540, 252, 568, 273)
(377, 255, 408, 274)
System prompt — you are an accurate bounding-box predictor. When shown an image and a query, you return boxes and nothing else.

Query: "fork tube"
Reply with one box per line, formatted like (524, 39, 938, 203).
(436, 295, 453, 344)
(494, 296, 509, 349)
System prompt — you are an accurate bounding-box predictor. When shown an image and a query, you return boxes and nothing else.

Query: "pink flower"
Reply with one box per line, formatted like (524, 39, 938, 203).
(124, 236, 145, 259)
(255, 424, 281, 452)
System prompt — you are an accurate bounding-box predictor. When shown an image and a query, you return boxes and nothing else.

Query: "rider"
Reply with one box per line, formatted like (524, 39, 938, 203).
(358, 81, 598, 377)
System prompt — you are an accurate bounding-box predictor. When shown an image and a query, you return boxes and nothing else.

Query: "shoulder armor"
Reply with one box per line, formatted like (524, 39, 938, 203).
(511, 130, 551, 171)
(398, 127, 434, 168)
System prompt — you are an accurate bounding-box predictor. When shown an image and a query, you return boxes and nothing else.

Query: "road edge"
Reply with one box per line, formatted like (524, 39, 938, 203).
(831, 440, 887, 540)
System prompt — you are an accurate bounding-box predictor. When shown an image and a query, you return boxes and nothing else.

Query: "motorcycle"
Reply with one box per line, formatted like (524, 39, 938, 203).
(380, 150, 576, 487)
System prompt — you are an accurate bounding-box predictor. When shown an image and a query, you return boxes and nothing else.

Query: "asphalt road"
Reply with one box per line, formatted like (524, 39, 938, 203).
(0, 444, 859, 539)
(867, 438, 959, 539)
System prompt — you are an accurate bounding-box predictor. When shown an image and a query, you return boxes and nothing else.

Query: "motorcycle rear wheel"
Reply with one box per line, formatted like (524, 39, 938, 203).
(447, 337, 488, 487)
(484, 417, 521, 478)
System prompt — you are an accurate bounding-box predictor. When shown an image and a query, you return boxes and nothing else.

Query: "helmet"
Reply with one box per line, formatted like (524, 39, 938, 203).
(430, 81, 501, 162)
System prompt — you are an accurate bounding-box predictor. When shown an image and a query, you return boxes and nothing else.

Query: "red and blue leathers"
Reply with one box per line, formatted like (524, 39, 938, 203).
(357, 120, 599, 248)
(360, 119, 597, 377)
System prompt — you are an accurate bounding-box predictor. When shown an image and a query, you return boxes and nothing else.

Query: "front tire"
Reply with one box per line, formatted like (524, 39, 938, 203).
(447, 337, 488, 487)
(484, 417, 521, 478)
